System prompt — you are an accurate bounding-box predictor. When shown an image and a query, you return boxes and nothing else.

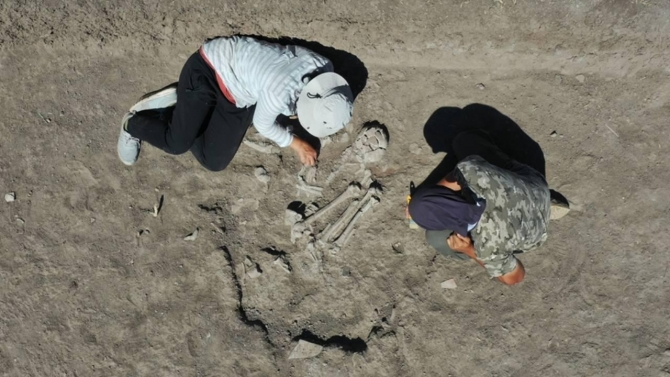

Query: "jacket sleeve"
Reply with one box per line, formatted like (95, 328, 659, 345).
(252, 93, 294, 148)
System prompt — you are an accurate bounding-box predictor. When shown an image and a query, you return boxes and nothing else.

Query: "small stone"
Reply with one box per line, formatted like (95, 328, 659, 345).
(575, 74, 586, 83)
(16, 218, 25, 225)
(5, 192, 16, 202)
(288, 340, 323, 360)
(392, 242, 404, 254)
(550, 131, 558, 137)
(254, 167, 270, 184)
(210, 222, 225, 234)
(273, 256, 292, 273)
(476, 83, 486, 90)
(550, 201, 570, 220)
(183, 228, 199, 241)
(244, 256, 262, 278)
(441, 279, 457, 290)
(409, 143, 421, 155)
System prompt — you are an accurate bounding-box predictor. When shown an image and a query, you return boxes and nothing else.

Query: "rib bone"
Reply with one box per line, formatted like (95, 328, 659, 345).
(334, 196, 380, 247)
(302, 183, 362, 225)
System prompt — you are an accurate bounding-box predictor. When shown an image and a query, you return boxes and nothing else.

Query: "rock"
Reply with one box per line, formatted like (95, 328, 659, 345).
(5, 192, 16, 202)
(273, 256, 292, 273)
(244, 256, 262, 278)
(254, 167, 270, 184)
(288, 340, 323, 360)
(476, 83, 486, 90)
(550, 131, 558, 137)
(441, 279, 457, 290)
(210, 222, 225, 234)
(16, 218, 25, 225)
(575, 74, 586, 83)
(409, 143, 421, 155)
(183, 228, 199, 241)
(392, 242, 404, 254)
(550, 201, 570, 220)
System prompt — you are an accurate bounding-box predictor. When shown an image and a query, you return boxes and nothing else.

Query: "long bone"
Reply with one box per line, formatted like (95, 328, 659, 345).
(301, 182, 362, 225)
(324, 185, 381, 243)
(319, 198, 360, 242)
(334, 196, 380, 247)
(296, 176, 323, 197)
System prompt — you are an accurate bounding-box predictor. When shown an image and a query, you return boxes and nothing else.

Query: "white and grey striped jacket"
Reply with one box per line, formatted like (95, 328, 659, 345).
(200, 36, 333, 147)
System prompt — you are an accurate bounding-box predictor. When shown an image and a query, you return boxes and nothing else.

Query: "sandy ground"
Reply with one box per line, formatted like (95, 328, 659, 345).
(2, 0, 670, 376)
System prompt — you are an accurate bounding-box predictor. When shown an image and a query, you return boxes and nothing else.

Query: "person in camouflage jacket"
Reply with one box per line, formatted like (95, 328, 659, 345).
(408, 131, 551, 285)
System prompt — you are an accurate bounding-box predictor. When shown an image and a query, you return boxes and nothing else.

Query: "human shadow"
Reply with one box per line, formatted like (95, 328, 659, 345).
(417, 103, 547, 191)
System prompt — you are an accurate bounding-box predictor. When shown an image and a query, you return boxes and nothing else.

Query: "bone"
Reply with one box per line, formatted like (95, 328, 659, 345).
(243, 140, 280, 154)
(325, 146, 354, 185)
(298, 166, 318, 185)
(360, 169, 373, 188)
(317, 222, 333, 240)
(285, 209, 303, 226)
(353, 124, 389, 164)
(302, 183, 362, 225)
(290, 222, 309, 244)
(324, 185, 381, 241)
(320, 198, 360, 243)
(296, 176, 323, 197)
(335, 196, 380, 247)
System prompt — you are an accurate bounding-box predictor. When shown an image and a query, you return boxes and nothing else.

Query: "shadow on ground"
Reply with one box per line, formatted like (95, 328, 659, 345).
(418, 103, 547, 190)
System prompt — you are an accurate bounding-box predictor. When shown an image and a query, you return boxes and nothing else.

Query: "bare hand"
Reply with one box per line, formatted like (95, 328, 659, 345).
(290, 136, 317, 166)
(447, 233, 474, 254)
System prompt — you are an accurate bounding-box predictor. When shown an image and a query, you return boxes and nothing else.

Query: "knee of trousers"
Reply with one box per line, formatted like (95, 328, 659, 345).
(200, 159, 230, 172)
(425, 230, 449, 250)
(165, 143, 193, 156)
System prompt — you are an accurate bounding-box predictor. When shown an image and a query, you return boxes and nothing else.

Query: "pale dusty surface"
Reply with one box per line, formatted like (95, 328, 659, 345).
(2, 1, 670, 376)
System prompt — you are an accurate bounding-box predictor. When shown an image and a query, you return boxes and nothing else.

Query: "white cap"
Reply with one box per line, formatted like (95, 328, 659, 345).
(297, 72, 354, 138)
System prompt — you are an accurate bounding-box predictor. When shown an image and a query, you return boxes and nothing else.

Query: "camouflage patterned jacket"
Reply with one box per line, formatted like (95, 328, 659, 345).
(456, 156, 551, 277)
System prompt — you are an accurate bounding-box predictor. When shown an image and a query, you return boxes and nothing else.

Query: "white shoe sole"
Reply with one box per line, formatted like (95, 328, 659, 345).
(118, 112, 140, 166)
(130, 83, 178, 113)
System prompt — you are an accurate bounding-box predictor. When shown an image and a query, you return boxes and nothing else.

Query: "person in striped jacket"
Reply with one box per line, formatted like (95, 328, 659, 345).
(117, 35, 354, 170)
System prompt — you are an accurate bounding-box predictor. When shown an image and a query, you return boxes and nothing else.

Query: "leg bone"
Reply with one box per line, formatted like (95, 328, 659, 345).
(302, 182, 362, 225)
(334, 196, 380, 247)
(320, 198, 360, 243)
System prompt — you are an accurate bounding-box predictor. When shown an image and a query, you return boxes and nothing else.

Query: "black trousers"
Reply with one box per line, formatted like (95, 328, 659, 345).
(127, 52, 255, 171)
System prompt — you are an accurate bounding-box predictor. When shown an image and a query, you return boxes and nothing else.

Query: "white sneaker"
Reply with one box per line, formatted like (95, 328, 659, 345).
(130, 83, 178, 112)
(117, 112, 140, 166)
